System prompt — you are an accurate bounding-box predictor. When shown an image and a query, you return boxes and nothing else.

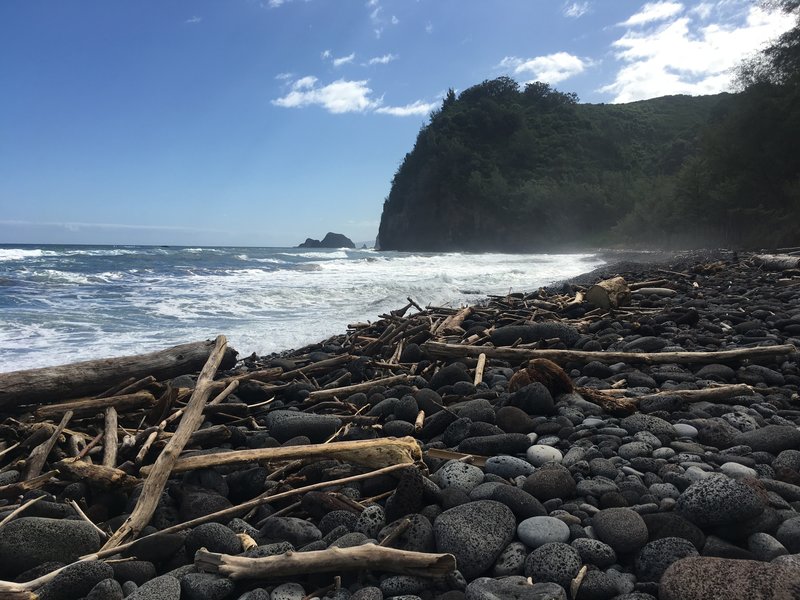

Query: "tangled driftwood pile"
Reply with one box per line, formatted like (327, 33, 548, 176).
(0, 251, 799, 600)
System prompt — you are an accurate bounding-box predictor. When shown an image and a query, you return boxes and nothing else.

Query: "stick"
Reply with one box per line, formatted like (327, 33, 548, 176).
(34, 391, 156, 420)
(307, 375, 412, 402)
(473, 352, 487, 386)
(422, 341, 797, 365)
(102, 407, 118, 468)
(24, 410, 72, 481)
(56, 458, 141, 490)
(195, 543, 456, 579)
(140, 437, 422, 476)
(0, 495, 44, 530)
(101, 335, 229, 551)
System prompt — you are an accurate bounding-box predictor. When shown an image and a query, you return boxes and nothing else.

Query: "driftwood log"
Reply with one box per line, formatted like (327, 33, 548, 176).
(140, 436, 422, 476)
(585, 276, 631, 310)
(0, 340, 237, 409)
(33, 391, 156, 420)
(422, 341, 797, 365)
(753, 254, 800, 271)
(195, 544, 457, 579)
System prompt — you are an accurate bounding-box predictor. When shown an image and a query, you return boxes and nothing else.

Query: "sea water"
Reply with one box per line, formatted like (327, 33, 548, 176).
(0, 245, 604, 372)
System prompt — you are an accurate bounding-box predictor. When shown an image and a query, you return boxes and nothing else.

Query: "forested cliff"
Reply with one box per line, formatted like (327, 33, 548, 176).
(377, 5, 800, 251)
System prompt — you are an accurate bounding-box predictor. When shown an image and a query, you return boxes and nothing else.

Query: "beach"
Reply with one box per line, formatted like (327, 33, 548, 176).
(0, 250, 799, 599)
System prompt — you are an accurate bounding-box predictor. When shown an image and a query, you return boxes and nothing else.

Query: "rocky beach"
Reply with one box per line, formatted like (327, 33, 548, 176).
(0, 250, 799, 600)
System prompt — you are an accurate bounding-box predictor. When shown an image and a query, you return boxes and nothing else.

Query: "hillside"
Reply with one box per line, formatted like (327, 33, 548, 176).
(377, 70, 798, 251)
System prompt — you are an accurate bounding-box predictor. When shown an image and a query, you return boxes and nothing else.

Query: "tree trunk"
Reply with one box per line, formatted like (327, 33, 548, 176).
(585, 276, 631, 310)
(0, 340, 238, 409)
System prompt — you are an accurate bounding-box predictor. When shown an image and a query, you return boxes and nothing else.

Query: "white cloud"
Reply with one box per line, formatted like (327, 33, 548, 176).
(620, 1, 684, 27)
(321, 49, 331, 60)
(602, 3, 796, 102)
(391, 15, 399, 25)
(499, 52, 590, 84)
(185, 15, 202, 24)
(274, 75, 436, 117)
(333, 52, 356, 67)
(273, 77, 380, 113)
(375, 100, 438, 117)
(425, 21, 433, 34)
(367, 53, 397, 65)
(275, 72, 294, 80)
(267, 0, 285, 7)
(292, 76, 318, 90)
(563, 2, 590, 18)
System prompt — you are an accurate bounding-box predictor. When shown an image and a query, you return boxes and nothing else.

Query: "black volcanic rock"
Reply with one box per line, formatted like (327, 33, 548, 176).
(297, 232, 355, 248)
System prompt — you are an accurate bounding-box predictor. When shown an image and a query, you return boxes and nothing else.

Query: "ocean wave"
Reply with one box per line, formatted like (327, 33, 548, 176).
(0, 248, 44, 261)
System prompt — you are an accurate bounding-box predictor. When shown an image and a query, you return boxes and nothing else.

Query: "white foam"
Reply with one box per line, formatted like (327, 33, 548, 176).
(0, 248, 44, 261)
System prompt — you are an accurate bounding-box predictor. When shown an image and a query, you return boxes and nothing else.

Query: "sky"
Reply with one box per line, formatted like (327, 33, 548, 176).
(0, 1, 795, 247)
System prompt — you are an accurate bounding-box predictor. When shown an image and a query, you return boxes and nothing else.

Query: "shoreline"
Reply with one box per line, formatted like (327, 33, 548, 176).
(0, 250, 799, 599)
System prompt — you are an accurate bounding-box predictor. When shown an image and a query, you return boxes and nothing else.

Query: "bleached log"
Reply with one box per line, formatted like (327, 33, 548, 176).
(140, 436, 422, 476)
(422, 341, 796, 365)
(0, 340, 237, 409)
(585, 277, 631, 310)
(195, 543, 456, 579)
(753, 254, 800, 271)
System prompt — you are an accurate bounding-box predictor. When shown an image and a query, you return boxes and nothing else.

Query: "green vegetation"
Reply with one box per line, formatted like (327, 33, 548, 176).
(377, 5, 800, 251)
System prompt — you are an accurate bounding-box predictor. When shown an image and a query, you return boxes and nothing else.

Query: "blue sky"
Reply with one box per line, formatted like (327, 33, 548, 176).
(0, 1, 794, 247)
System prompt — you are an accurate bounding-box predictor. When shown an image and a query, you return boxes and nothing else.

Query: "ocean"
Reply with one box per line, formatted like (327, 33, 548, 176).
(0, 245, 604, 373)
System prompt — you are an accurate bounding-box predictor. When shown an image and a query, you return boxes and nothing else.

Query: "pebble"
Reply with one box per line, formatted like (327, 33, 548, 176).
(433, 460, 486, 494)
(0, 517, 101, 577)
(466, 576, 566, 599)
(524, 542, 582, 588)
(673, 423, 698, 438)
(517, 516, 570, 548)
(270, 582, 306, 600)
(485, 455, 535, 478)
(674, 475, 765, 527)
(660, 556, 800, 600)
(634, 537, 698, 582)
(126, 575, 182, 600)
(434, 500, 516, 579)
(719, 461, 758, 479)
(180, 573, 235, 600)
(526, 445, 563, 466)
(592, 508, 649, 554)
(570, 538, 617, 567)
(35, 561, 114, 600)
(523, 464, 576, 501)
(185, 522, 241, 557)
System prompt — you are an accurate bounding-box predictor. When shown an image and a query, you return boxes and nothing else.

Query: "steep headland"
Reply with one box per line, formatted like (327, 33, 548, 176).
(377, 71, 799, 252)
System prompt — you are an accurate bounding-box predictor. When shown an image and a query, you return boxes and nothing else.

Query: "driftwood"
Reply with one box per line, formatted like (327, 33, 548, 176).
(102, 407, 118, 468)
(422, 341, 797, 365)
(0, 339, 237, 409)
(141, 436, 422, 476)
(307, 374, 413, 402)
(195, 543, 456, 579)
(24, 411, 72, 481)
(102, 335, 230, 550)
(33, 391, 156, 420)
(753, 254, 800, 271)
(585, 276, 631, 310)
(55, 458, 141, 490)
